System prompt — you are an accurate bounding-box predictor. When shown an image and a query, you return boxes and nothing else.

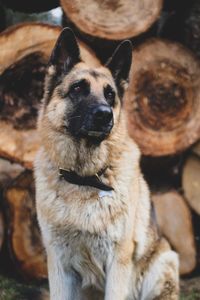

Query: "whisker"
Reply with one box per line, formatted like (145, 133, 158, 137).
(68, 115, 81, 121)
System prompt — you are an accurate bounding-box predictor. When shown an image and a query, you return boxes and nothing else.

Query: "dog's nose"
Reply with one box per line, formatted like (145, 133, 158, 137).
(92, 105, 113, 126)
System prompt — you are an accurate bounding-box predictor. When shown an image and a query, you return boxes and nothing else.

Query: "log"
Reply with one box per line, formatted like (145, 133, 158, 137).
(182, 155, 200, 215)
(152, 190, 196, 275)
(0, 23, 100, 168)
(125, 39, 200, 156)
(4, 171, 47, 280)
(61, 0, 163, 40)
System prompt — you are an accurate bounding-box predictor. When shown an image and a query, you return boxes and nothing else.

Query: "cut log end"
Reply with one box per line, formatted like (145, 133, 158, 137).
(134, 65, 192, 132)
(152, 190, 196, 275)
(0, 23, 100, 168)
(4, 171, 47, 280)
(61, 0, 163, 40)
(0, 52, 46, 130)
(125, 39, 200, 156)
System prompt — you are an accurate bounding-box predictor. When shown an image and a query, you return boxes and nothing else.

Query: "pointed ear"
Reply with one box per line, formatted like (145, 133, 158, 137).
(105, 40, 132, 97)
(49, 27, 81, 74)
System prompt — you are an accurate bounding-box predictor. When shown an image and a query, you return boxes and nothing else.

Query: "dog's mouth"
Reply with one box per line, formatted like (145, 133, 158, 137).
(87, 131, 107, 137)
(78, 126, 113, 143)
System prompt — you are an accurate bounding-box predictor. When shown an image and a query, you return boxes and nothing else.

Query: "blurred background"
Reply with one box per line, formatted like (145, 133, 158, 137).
(0, 0, 200, 299)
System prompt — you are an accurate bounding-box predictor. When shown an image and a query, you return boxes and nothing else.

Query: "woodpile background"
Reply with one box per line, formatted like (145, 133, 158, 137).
(0, 0, 200, 293)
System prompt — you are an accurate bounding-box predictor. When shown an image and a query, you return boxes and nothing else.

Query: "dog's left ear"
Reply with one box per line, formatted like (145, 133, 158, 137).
(49, 27, 81, 74)
(105, 40, 132, 97)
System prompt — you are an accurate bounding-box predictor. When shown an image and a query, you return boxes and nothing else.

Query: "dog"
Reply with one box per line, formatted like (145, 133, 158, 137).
(34, 28, 179, 300)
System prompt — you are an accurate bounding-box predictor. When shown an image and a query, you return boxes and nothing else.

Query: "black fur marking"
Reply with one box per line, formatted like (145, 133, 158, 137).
(49, 28, 81, 75)
(105, 40, 132, 99)
(88, 70, 101, 79)
(44, 28, 82, 104)
(68, 79, 90, 99)
(104, 84, 115, 107)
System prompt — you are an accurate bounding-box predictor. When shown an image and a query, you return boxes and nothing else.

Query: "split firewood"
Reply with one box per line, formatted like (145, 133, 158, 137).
(125, 39, 200, 156)
(152, 190, 196, 275)
(182, 155, 200, 215)
(4, 171, 47, 280)
(61, 0, 163, 40)
(0, 23, 100, 169)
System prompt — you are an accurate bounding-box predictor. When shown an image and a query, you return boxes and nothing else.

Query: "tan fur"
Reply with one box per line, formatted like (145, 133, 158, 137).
(35, 61, 179, 300)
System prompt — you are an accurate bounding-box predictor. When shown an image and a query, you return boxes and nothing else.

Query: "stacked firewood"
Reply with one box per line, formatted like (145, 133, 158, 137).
(0, 0, 200, 280)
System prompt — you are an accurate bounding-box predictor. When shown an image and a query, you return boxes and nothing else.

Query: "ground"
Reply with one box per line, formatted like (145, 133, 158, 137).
(0, 275, 48, 300)
(0, 274, 200, 300)
(180, 277, 200, 300)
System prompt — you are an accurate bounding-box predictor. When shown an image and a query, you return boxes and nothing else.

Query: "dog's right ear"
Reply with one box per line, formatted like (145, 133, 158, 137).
(49, 27, 81, 74)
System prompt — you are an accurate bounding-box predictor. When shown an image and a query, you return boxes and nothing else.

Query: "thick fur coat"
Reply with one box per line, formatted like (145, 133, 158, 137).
(34, 28, 179, 300)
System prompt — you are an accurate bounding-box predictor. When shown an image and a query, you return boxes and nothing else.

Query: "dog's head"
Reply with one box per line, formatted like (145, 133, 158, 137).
(40, 28, 132, 147)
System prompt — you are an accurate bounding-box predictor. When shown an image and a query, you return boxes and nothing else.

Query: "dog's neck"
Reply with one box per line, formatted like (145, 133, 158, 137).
(39, 111, 134, 178)
(65, 139, 110, 177)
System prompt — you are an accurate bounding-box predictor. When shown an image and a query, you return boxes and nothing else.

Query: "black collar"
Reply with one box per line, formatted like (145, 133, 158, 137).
(59, 167, 114, 191)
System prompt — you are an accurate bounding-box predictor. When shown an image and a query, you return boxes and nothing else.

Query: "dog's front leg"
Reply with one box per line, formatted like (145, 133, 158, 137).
(105, 247, 133, 300)
(47, 247, 82, 300)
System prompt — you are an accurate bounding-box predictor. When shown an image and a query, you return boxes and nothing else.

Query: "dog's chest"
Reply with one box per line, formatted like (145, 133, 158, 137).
(50, 182, 128, 238)
(49, 188, 127, 289)
(64, 229, 113, 290)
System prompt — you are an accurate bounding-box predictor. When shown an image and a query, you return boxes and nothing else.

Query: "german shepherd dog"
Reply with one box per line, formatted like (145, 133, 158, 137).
(34, 28, 179, 300)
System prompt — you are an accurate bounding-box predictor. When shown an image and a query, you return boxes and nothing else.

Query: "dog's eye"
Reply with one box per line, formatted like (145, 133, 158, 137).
(69, 79, 90, 98)
(104, 86, 115, 106)
(70, 84, 82, 94)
